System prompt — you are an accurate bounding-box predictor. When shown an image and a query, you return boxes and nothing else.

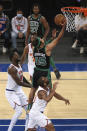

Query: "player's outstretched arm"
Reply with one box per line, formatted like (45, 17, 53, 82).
(20, 45, 29, 66)
(8, 66, 32, 88)
(38, 82, 58, 102)
(54, 92, 70, 105)
(46, 21, 66, 56)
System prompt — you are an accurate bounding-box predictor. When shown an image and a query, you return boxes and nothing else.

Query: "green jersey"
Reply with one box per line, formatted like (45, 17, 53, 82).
(33, 46, 50, 69)
(29, 14, 45, 38)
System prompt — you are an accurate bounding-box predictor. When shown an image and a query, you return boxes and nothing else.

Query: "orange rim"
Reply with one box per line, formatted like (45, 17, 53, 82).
(61, 7, 87, 13)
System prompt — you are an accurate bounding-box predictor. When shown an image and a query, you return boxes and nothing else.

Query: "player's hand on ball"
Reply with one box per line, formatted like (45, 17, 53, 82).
(60, 18, 67, 26)
(65, 99, 70, 105)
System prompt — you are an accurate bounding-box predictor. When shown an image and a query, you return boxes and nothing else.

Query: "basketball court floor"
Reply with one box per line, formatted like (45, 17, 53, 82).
(0, 63, 87, 131)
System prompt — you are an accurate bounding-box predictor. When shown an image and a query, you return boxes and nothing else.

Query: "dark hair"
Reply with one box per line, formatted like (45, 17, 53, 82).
(9, 49, 19, 61)
(37, 77, 45, 87)
(32, 3, 40, 11)
(17, 8, 23, 13)
(32, 37, 39, 47)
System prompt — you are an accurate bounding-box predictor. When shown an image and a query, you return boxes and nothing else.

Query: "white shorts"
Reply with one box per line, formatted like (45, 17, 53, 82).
(5, 90, 28, 109)
(28, 110, 51, 129)
(28, 64, 35, 77)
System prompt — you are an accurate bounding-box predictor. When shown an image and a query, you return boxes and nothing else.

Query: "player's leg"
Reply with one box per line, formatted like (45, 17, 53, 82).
(46, 69, 53, 89)
(28, 69, 50, 108)
(28, 64, 35, 82)
(35, 111, 55, 131)
(29, 69, 42, 105)
(45, 123, 55, 131)
(8, 105, 22, 131)
(50, 56, 61, 79)
(5, 91, 23, 131)
(20, 91, 29, 131)
(27, 111, 37, 131)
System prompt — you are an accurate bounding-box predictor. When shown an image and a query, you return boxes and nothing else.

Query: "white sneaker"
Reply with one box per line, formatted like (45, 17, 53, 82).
(2, 46, 7, 53)
(72, 41, 77, 49)
(80, 47, 84, 54)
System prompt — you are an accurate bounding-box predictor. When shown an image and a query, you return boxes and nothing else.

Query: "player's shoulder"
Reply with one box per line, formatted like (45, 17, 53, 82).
(40, 15, 47, 23)
(38, 86, 47, 95)
(38, 89, 47, 99)
(40, 15, 46, 20)
(8, 64, 17, 74)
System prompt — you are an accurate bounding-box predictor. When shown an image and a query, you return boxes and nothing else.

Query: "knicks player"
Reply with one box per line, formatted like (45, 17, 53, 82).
(22, 33, 36, 82)
(27, 77, 70, 131)
(5, 49, 32, 131)
(27, 35, 35, 81)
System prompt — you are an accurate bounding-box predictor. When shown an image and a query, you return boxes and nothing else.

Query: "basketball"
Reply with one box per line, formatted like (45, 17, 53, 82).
(54, 14, 66, 25)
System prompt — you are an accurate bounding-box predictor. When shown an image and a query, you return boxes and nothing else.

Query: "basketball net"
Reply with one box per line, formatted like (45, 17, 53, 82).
(61, 7, 87, 32)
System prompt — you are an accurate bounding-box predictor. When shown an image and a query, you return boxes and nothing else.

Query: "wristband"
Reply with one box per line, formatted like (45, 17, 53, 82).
(27, 103, 32, 110)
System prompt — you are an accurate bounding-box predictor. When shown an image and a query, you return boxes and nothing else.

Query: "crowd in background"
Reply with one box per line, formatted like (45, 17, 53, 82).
(0, 4, 28, 53)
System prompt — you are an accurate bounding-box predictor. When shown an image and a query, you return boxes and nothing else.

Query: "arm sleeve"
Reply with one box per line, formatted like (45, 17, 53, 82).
(11, 17, 19, 34)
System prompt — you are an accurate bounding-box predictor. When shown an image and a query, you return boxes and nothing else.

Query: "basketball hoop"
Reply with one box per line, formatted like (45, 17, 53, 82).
(61, 7, 87, 32)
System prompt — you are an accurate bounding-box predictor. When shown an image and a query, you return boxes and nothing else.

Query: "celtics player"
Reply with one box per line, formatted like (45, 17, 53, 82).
(25, 3, 61, 79)
(26, 19, 66, 110)
(25, 3, 49, 44)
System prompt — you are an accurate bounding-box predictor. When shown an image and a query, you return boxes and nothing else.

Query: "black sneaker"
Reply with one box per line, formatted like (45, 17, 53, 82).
(54, 68, 61, 79)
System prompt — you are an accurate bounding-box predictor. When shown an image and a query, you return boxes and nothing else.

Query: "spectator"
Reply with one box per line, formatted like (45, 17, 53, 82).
(11, 9, 28, 49)
(25, 3, 50, 45)
(0, 4, 10, 53)
(72, 12, 87, 54)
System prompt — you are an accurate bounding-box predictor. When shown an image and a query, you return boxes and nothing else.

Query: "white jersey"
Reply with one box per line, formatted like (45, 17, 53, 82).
(31, 86, 50, 112)
(6, 64, 23, 92)
(11, 16, 28, 33)
(28, 43, 35, 66)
